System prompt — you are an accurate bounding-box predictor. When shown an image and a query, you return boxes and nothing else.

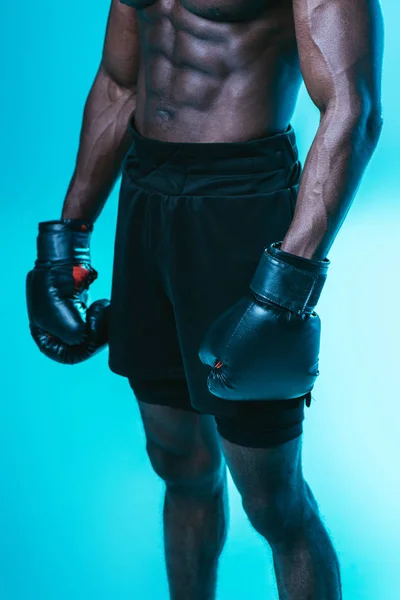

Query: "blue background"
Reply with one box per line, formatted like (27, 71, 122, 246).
(1, 1, 399, 598)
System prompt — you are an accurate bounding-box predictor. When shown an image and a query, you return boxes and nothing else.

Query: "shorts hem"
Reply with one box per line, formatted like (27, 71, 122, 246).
(215, 420, 304, 449)
(109, 361, 199, 413)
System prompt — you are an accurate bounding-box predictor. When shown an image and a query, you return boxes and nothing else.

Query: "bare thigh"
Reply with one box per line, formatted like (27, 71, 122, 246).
(219, 434, 317, 541)
(137, 402, 225, 492)
(221, 435, 304, 498)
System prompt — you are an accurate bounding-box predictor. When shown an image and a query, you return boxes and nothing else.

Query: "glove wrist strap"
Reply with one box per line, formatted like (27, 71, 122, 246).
(250, 242, 330, 315)
(36, 219, 93, 264)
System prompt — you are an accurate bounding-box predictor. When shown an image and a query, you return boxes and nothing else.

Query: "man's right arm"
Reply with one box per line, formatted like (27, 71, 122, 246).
(61, 0, 140, 223)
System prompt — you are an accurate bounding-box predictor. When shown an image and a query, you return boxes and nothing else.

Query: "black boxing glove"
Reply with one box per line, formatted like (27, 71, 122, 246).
(199, 242, 330, 401)
(26, 219, 110, 365)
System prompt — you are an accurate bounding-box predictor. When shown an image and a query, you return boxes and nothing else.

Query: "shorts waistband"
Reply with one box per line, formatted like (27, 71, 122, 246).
(128, 116, 298, 169)
(124, 116, 301, 196)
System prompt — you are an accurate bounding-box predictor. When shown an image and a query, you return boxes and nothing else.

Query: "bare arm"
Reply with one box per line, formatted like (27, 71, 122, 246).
(61, 0, 140, 222)
(281, 0, 384, 260)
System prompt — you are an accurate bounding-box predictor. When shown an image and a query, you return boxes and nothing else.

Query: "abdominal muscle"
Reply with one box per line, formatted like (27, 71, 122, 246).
(133, 0, 303, 142)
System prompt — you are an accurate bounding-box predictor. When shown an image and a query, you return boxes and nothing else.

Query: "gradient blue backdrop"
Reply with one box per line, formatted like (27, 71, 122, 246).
(1, 1, 399, 598)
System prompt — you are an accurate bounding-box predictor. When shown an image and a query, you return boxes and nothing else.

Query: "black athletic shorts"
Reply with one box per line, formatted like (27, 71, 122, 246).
(108, 118, 310, 448)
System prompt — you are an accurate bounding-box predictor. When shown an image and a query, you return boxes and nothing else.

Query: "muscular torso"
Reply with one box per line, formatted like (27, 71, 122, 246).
(128, 0, 302, 142)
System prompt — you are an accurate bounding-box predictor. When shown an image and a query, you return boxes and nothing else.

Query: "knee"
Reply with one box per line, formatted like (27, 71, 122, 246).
(242, 479, 314, 545)
(146, 438, 224, 494)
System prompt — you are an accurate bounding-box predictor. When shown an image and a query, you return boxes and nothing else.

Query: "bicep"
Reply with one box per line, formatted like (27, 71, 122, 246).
(101, 0, 140, 89)
(293, 0, 384, 114)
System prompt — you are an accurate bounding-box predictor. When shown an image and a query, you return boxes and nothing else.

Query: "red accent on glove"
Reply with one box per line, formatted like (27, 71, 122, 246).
(214, 360, 223, 369)
(72, 265, 91, 289)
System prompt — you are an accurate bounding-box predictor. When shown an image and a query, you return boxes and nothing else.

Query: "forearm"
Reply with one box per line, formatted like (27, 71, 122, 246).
(281, 106, 383, 260)
(61, 64, 137, 223)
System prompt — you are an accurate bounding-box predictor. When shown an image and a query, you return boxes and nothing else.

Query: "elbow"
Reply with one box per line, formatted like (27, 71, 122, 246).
(99, 62, 138, 95)
(323, 98, 383, 150)
(349, 105, 384, 158)
(363, 105, 384, 148)
(349, 100, 383, 145)
(353, 104, 384, 159)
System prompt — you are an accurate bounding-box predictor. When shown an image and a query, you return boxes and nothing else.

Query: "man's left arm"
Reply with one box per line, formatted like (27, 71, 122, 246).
(282, 0, 384, 260)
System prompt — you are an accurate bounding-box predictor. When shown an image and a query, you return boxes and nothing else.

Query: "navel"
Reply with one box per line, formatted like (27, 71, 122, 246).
(156, 107, 177, 121)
